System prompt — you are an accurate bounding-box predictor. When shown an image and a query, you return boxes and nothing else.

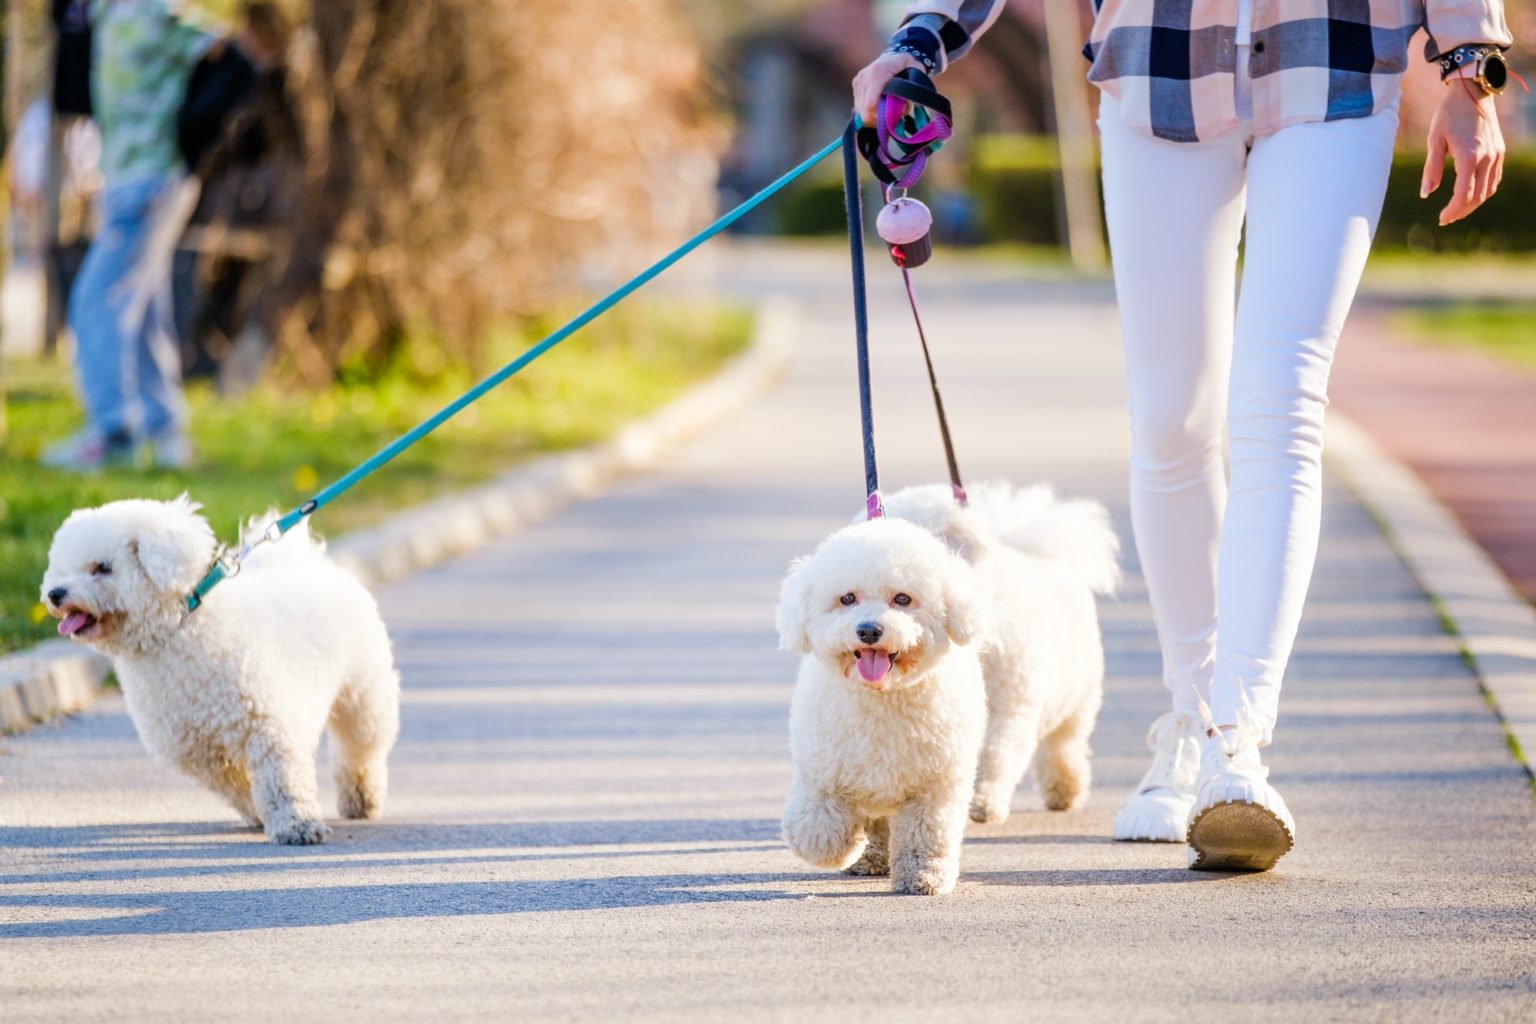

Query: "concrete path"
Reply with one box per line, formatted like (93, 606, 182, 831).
(3, 248, 1534, 1021)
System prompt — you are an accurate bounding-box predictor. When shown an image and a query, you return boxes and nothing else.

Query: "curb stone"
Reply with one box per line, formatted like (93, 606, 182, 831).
(1327, 414, 1536, 785)
(0, 298, 800, 736)
(0, 641, 110, 735)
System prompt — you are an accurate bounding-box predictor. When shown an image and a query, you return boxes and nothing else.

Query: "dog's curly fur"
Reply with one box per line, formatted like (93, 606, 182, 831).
(878, 482, 1119, 824)
(777, 517, 987, 895)
(41, 496, 400, 845)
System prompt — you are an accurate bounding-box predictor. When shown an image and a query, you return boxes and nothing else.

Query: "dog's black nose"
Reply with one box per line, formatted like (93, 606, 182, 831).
(855, 622, 883, 645)
(47, 587, 67, 607)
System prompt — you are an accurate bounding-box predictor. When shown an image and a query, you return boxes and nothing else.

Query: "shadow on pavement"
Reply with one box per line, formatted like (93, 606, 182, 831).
(0, 869, 821, 938)
(970, 868, 1239, 887)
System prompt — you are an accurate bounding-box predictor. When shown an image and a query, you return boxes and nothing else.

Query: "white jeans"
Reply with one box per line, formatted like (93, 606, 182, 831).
(1097, 81, 1397, 744)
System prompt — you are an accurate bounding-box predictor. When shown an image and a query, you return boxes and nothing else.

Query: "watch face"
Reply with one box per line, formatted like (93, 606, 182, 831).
(1485, 53, 1510, 91)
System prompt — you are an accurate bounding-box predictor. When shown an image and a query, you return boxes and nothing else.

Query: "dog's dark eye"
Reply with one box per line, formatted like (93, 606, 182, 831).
(839, 593, 857, 606)
(91, 562, 112, 576)
(892, 593, 912, 607)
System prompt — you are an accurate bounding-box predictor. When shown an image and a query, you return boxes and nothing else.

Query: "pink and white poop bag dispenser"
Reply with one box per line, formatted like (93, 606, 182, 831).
(876, 195, 934, 268)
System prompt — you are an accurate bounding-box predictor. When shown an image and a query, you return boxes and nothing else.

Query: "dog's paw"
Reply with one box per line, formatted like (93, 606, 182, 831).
(336, 785, 383, 821)
(844, 847, 890, 877)
(892, 862, 957, 896)
(782, 801, 863, 870)
(784, 827, 863, 871)
(1042, 786, 1087, 812)
(969, 791, 1010, 824)
(335, 764, 388, 820)
(269, 818, 331, 846)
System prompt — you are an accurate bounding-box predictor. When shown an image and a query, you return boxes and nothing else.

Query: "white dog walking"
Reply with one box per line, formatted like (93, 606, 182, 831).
(879, 482, 1120, 825)
(776, 517, 987, 895)
(41, 496, 400, 845)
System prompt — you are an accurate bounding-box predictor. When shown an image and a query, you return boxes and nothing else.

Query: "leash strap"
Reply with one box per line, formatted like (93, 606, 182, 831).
(856, 69, 953, 189)
(892, 242, 966, 506)
(843, 120, 883, 520)
(186, 129, 850, 613)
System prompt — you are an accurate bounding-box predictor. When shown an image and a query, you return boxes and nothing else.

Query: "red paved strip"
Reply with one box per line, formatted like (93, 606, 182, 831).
(1331, 307, 1536, 603)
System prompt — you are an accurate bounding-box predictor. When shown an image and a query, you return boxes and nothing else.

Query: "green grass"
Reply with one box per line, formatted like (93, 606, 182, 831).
(1393, 302, 1536, 371)
(0, 302, 752, 655)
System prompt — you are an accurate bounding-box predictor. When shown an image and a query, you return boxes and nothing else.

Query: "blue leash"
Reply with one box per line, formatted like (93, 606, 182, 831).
(186, 129, 852, 612)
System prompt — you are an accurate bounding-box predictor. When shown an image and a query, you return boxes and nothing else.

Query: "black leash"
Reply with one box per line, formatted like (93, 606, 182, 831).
(843, 119, 884, 520)
(846, 69, 969, 514)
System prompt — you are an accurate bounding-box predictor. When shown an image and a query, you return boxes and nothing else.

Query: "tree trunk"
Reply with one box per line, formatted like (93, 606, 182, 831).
(1043, 0, 1106, 271)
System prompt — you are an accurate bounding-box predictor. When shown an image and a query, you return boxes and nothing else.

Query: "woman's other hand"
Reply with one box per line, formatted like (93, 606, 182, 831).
(852, 51, 925, 126)
(1421, 80, 1505, 226)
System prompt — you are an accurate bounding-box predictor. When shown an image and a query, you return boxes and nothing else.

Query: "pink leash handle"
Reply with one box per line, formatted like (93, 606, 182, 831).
(855, 68, 954, 190)
(875, 89, 952, 189)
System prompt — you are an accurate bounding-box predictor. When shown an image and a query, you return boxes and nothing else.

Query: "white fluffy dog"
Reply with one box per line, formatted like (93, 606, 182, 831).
(41, 496, 400, 845)
(878, 482, 1119, 824)
(777, 517, 987, 895)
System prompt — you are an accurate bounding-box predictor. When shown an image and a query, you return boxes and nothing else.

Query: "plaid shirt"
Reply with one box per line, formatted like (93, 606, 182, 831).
(889, 1, 1514, 143)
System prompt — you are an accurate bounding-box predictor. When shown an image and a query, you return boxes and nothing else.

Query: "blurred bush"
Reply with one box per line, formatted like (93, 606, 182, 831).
(970, 136, 1536, 252)
(774, 173, 848, 236)
(1377, 151, 1536, 253)
(771, 133, 1536, 255)
(272, 0, 723, 382)
(966, 135, 1063, 247)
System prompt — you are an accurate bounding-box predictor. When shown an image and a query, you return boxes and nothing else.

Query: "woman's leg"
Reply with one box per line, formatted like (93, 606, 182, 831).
(1187, 109, 1398, 872)
(67, 187, 147, 439)
(64, 176, 168, 438)
(1097, 95, 1248, 716)
(133, 274, 188, 440)
(1099, 95, 1249, 843)
(1210, 109, 1400, 743)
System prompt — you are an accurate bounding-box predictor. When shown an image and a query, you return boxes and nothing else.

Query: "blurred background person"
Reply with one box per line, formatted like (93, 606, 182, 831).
(43, 0, 215, 471)
(173, 0, 302, 391)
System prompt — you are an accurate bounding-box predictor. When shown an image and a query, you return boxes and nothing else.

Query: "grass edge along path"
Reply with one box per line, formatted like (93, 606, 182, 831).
(0, 301, 752, 655)
(1392, 301, 1536, 372)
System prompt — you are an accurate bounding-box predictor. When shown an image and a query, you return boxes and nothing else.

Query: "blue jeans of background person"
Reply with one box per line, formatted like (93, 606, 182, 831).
(68, 174, 186, 439)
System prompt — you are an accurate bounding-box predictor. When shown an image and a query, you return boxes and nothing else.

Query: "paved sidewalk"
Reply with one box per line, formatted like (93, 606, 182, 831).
(2, 252, 1533, 1021)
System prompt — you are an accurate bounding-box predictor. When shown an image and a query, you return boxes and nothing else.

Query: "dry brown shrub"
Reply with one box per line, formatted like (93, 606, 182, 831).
(274, 0, 721, 382)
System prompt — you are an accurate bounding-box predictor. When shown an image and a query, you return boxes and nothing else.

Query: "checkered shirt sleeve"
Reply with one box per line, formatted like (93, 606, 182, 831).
(887, 1, 1514, 143)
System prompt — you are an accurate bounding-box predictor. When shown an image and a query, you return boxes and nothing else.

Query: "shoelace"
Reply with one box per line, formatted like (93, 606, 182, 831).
(1138, 711, 1200, 792)
(1194, 697, 1270, 781)
(1194, 691, 1261, 758)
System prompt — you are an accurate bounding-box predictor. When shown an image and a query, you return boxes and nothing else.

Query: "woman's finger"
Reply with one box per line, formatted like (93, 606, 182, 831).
(1439, 146, 1474, 224)
(851, 53, 923, 126)
(1420, 133, 1446, 197)
(855, 75, 881, 126)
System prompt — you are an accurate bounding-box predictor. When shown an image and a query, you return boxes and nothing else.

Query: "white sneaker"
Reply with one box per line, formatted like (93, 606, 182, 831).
(1112, 711, 1203, 842)
(40, 428, 136, 472)
(1186, 727, 1295, 872)
(148, 429, 194, 470)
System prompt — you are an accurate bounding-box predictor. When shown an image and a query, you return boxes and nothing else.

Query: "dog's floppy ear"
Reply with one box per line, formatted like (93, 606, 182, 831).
(132, 494, 217, 594)
(942, 561, 985, 646)
(775, 556, 815, 655)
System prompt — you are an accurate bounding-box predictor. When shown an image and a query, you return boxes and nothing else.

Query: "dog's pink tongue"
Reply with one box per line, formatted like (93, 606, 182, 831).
(857, 649, 892, 684)
(58, 612, 90, 637)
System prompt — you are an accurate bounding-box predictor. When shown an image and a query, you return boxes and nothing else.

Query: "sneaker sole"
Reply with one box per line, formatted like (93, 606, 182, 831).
(1186, 800, 1294, 872)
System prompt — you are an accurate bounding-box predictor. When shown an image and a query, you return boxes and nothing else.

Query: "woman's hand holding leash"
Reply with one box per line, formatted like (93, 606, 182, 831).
(853, 51, 925, 126)
(1422, 79, 1506, 226)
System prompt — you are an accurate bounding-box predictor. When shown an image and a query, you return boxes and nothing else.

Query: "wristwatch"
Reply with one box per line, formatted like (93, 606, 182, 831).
(1438, 45, 1511, 94)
